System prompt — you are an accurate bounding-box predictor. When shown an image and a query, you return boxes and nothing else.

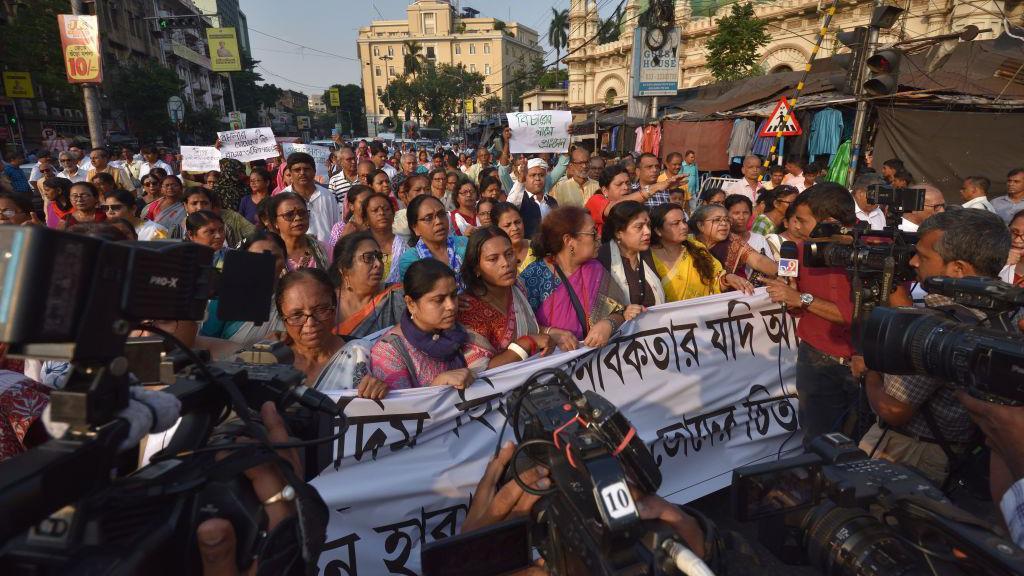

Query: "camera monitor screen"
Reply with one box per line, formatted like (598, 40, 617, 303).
(732, 454, 822, 522)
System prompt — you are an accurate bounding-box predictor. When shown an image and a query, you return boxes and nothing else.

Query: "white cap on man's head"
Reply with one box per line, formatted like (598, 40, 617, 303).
(527, 158, 548, 172)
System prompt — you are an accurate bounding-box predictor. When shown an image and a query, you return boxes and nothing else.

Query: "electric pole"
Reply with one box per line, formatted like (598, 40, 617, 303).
(70, 0, 104, 148)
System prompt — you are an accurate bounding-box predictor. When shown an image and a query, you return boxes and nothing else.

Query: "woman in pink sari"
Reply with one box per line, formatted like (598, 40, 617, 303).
(520, 206, 629, 348)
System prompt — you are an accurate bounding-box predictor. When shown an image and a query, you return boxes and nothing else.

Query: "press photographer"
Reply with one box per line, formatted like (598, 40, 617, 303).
(858, 209, 1013, 487)
(763, 183, 858, 445)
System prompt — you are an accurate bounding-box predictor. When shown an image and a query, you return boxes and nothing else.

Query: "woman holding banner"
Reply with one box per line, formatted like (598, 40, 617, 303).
(369, 259, 474, 391)
(144, 175, 186, 231)
(460, 227, 578, 373)
(266, 192, 330, 271)
(520, 206, 628, 348)
(650, 203, 753, 301)
(331, 231, 406, 340)
(691, 203, 776, 282)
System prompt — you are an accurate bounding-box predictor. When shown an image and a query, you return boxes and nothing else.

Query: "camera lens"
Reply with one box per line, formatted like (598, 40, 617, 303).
(802, 502, 925, 576)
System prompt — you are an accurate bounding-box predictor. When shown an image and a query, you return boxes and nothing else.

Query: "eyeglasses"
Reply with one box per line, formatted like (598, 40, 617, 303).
(706, 217, 730, 225)
(575, 229, 598, 239)
(1010, 230, 1024, 241)
(277, 209, 310, 222)
(925, 203, 946, 210)
(282, 305, 336, 327)
(102, 204, 126, 212)
(478, 210, 492, 218)
(417, 210, 445, 225)
(357, 251, 384, 264)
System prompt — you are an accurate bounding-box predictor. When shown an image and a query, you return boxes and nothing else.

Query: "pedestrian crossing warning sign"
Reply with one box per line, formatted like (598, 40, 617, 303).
(759, 97, 802, 137)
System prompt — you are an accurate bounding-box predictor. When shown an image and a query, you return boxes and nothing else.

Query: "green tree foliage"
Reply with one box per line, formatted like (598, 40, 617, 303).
(106, 63, 184, 143)
(0, 0, 79, 107)
(706, 3, 771, 82)
(178, 102, 222, 145)
(321, 84, 367, 135)
(381, 75, 417, 124)
(598, 1, 626, 44)
(411, 64, 484, 129)
(480, 95, 503, 114)
(547, 8, 569, 72)
(402, 40, 425, 76)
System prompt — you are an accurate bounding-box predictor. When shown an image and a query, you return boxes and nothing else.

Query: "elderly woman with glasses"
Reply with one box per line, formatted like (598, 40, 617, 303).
(61, 182, 105, 229)
(266, 191, 329, 271)
(690, 204, 776, 282)
(276, 268, 389, 397)
(101, 190, 168, 240)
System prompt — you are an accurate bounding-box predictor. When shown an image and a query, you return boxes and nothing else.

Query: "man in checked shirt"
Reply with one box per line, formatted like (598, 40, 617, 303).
(859, 209, 1013, 487)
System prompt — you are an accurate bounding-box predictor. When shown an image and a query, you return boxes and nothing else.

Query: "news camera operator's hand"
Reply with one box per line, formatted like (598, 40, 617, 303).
(763, 277, 801, 308)
(462, 441, 551, 534)
(198, 402, 301, 576)
(956, 390, 1024, 481)
(629, 490, 706, 559)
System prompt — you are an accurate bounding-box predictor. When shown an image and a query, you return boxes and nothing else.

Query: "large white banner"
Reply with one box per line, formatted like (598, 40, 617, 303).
(313, 290, 802, 576)
(180, 145, 222, 172)
(506, 110, 572, 154)
(216, 127, 279, 162)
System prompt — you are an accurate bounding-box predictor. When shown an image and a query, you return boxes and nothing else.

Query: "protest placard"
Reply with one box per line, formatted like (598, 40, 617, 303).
(216, 127, 278, 162)
(506, 110, 572, 154)
(281, 142, 332, 180)
(180, 146, 222, 173)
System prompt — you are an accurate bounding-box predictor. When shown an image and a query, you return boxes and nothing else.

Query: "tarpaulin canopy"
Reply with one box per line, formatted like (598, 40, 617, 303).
(873, 107, 1024, 199)
(660, 119, 734, 171)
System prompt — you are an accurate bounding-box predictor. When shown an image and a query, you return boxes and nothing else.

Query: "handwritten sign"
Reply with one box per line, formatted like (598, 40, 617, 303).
(216, 127, 278, 162)
(180, 146, 222, 173)
(281, 142, 332, 180)
(506, 110, 572, 154)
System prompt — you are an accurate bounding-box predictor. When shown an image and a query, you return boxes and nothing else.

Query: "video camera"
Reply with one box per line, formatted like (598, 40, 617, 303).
(803, 184, 925, 322)
(422, 368, 711, 576)
(0, 226, 336, 575)
(732, 432, 1024, 575)
(862, 275, 1024, 405)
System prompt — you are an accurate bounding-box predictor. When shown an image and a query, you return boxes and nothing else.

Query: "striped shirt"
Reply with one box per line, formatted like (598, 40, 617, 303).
(328, 172, 356, 205)
(1001, 478, 1024, 547)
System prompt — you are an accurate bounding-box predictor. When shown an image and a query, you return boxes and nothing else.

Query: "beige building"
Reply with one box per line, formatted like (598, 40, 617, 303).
(566, 0, 1005, 108)
(521, 88, 570, 111)
(357, 0, 544, 136)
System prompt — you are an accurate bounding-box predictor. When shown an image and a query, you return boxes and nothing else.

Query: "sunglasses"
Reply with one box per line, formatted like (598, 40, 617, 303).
(277, 209, 310, 222)
(102, 204, 126, 212)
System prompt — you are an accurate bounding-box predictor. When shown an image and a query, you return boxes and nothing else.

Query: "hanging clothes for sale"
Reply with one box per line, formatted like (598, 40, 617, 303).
(826, 140, 851, 186)
(639, 124, 661, 155)
(750, 118, 775, 157)
(808, 108, 844, 162)
(784, 110, 814, 161)
(726, 118, 757, 160)
(634, 126, 645, 154)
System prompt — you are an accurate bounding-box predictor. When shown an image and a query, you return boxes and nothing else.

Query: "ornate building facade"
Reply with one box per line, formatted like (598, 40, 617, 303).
(566, 0, 1006, 108)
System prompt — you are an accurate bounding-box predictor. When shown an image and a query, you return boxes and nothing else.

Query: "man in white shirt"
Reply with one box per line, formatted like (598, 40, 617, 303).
(282, 151, 339, 244)
(960, 175, 995, 212)
(724, 155, 764, 203)
(28, 151, 56, 193)
(781, 156, 805, 190)
(138, 145, 175, 178)
(56, 151, 88, 183)
(852, 174, 887, 230)
(68, 145, 93, 171)
(549, 147, 598, 207)
(899, 184, 945, 232)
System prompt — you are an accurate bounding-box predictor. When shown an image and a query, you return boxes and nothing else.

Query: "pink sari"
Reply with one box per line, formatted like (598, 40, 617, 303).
(521, 259, 625, 339)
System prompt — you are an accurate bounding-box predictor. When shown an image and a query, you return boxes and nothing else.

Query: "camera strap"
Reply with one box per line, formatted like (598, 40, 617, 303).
(552, 261, 590, 336)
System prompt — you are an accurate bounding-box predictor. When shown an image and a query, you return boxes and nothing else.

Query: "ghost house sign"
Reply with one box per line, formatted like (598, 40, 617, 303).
(633, 27, 681, 97)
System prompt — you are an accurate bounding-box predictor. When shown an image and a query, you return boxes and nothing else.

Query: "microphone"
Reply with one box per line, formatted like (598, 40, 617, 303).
(778, 241, 800, 281)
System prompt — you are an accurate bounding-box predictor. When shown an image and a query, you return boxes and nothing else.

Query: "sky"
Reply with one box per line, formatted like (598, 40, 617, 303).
(241, 0, 618, 94)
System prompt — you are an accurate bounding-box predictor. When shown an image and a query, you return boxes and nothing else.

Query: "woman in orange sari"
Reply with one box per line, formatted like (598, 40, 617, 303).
(331, 231, 406, 340)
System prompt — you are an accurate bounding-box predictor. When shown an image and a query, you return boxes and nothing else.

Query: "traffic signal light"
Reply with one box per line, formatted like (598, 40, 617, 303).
(6, 113, 16, 128)
(863, 48, 903, 95)
(157, 16, 200, 30)
(829, 27, 867, 95)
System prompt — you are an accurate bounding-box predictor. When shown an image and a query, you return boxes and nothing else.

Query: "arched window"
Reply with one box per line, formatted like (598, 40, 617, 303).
(770, 64, 793, 74)
(604, 88, 618, 104)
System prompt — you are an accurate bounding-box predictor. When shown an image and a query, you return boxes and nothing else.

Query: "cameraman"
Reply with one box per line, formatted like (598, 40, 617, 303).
(765, 183, 858, 445)
(859, 209, 1012, 486)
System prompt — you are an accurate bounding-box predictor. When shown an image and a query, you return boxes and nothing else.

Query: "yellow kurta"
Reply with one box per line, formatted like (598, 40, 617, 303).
(549, 177, 599, 208)
(652, 244, 724, 302)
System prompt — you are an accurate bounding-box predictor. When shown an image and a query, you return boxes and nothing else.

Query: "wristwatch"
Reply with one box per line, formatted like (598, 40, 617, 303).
(799, 293, 815, 308)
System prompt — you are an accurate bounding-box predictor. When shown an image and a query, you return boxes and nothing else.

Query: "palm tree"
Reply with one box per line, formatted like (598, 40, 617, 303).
(402, 40, 425, 76)
(548, 8, 569, 72)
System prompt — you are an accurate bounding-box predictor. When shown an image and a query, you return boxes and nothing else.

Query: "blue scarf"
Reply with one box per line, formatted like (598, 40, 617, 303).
(415, 235, 466, 293)
(400, 312, 467, 366)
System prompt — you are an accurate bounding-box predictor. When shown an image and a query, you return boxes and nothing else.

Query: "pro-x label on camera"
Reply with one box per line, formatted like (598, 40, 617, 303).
(600, 481, 637, 520)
